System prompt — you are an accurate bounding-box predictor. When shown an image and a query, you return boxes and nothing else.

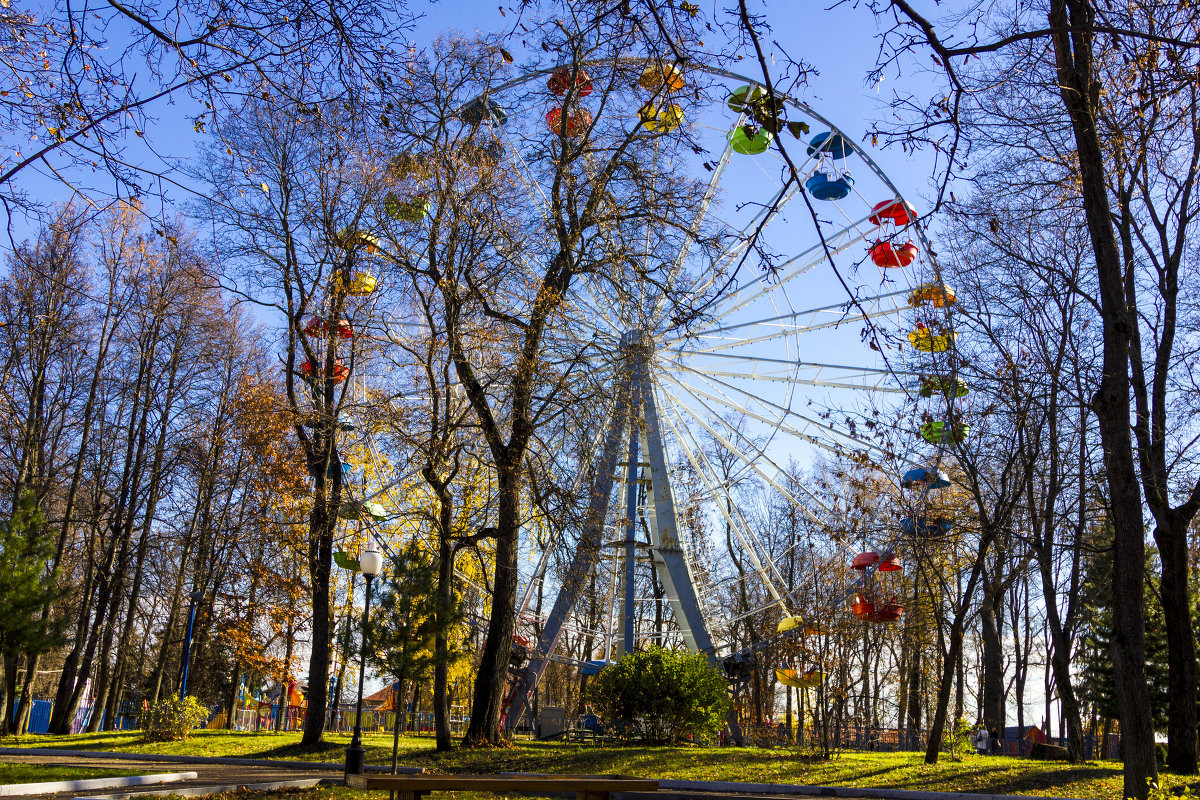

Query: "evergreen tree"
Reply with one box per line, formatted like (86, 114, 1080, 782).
(0, 493, 64, 732)
(366, 540, 461, 699)
(1077, 519, 1169, 731)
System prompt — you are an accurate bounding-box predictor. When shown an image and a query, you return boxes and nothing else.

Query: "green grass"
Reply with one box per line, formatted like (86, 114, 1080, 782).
(2, 730, 1193, 799)
(0, 762, 150, 784)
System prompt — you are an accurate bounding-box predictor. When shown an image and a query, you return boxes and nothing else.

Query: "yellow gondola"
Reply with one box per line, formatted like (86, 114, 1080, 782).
(909, 282, 957, 308)
(638, 103, 684, 133)
(909, 323, 957, 352)
(776, 668, 824, 689)
(777, 615, 805, 634)
(332, 271, 377, 296)
(775, 668, 805, 689)
(797, 669, 825, 688)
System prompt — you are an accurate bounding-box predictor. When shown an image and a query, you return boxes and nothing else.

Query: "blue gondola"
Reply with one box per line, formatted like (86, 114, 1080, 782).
(807, 131, 853, 159)
(460, 97, 507, 126)
(900, 516, 953, 537)
(806, 171, 854, 200)
(900, 467, 951, 489)
(581, 659, 614, 676)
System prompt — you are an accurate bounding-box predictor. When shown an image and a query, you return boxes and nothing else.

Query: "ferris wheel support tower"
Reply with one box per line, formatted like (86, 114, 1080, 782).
(504, 330, 722, 733)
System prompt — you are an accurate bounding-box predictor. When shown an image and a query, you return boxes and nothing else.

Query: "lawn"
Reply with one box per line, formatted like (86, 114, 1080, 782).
(0, 762, 150, 784)
(0, 730, 1190, 799)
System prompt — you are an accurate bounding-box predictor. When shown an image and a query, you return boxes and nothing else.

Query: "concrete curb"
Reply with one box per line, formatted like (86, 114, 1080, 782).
(0, 751, 1089, 800)
(652, 781, 1087, 800)
(500, 773, 1088, 800)
(0, 773, 198, 797)
(73, 778, 330, 800)
(0, 749, 417, 775)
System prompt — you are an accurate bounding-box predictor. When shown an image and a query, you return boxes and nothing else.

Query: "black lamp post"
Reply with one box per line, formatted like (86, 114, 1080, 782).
(180, 589, 204, 700)
(345, 546, 383, 777)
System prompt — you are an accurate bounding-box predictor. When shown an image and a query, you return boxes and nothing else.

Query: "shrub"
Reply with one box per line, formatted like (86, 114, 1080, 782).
(586, 646, 731, 745)
(140, 696, 209, 742)
(946, 717, 974, 760)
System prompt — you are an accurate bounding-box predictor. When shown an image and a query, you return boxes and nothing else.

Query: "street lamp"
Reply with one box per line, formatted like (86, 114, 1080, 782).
(345, 546, 384, 777)
(180, 589, 204, 700)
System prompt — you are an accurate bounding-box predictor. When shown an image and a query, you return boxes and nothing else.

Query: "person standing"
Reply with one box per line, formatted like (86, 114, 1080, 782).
(976, 725, 989, 755)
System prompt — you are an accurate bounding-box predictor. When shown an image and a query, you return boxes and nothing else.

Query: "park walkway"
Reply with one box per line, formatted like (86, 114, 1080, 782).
(0, 748, 1090, 800)
(0, 750, 339, 800)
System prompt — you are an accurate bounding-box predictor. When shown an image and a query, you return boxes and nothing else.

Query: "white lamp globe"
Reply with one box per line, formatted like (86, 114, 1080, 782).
(358, 547, 384, 577)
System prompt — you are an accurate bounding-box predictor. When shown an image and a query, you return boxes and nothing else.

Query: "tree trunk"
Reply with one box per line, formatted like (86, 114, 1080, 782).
(1046, 2, 1158, 795)
(434, 530, 453, 751)
(301, 495, 334, 744)
(979, 575, 1005, 738)
(1153, 514, 1198, 774)
(462, 464, 520, 746)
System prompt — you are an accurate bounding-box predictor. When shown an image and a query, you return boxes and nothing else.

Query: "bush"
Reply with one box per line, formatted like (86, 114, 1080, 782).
(586, 646, 732, 745)
(946, 717, 974, 760)
(140, 696, 209, 742)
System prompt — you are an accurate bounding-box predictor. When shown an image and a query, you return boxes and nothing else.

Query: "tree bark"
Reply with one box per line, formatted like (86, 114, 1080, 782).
(1047, 2, 1158, 794)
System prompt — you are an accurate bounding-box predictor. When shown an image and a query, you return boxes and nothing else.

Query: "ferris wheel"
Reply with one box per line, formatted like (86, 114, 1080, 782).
(316, 55, 965, 736)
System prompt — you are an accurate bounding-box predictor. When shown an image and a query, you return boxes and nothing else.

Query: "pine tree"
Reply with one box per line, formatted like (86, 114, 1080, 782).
(0, 493, 64, 733)
(1076, 519, 1169, 731)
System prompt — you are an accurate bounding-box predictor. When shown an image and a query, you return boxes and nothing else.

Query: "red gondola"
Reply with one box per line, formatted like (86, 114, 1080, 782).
(869, 239, 919, 268)
(300, 360, 350, 384)
(868, 199, 917, 226)
(547, 67, 593, 97)
(851, 551, 880, 570)
(545, 106, 593, 137)
(304, 317, 352, 340)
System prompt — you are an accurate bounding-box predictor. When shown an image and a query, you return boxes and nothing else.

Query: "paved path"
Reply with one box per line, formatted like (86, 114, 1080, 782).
(0, 753, 339, 800)
(0, 750, 1089, 800)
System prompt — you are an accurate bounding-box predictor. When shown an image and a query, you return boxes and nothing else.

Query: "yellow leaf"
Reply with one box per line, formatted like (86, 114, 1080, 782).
(260, 183, 270, 194)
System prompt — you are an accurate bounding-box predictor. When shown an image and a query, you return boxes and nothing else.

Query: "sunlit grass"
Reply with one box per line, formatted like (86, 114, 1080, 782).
(3, 730, 1189, 799)
(0, 762, 150, 784)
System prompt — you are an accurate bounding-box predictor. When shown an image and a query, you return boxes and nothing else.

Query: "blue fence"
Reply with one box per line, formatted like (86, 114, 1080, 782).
(9, 699, 52, 733)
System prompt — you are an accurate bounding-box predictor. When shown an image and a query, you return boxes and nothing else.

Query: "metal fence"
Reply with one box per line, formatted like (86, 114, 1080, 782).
(228, 704, 468, 736)
(738, 724, 1120, 757)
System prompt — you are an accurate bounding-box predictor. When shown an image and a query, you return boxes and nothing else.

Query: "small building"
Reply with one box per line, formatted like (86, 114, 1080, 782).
(1001, 724, 1046, 755)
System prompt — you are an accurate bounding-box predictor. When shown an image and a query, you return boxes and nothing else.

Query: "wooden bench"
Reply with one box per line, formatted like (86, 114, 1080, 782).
(345, 773, 659, 800)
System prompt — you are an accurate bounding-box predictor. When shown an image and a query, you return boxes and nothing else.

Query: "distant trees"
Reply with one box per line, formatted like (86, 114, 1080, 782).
(0, 202, 290, 737)
(0, 0, 414, 218)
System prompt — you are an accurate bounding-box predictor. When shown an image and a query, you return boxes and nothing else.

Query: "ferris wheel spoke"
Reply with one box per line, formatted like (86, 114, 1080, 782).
(657, 217, 884, 352)
(663, 127, 736, 277)
(671, 299, 909, 354)
(659, 350, 911, 393)
(659, 365, 898, 455)
(654, 386, 792, 603)
(662, 359, 895, 460)
(655, 371, 839, 526)
(498, 125, 556, 227)
(685, 286, 910, 339)
(701, 369, 907, 393)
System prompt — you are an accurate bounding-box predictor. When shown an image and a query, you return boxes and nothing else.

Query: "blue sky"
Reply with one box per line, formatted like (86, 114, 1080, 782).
(4, 1, 940, 238)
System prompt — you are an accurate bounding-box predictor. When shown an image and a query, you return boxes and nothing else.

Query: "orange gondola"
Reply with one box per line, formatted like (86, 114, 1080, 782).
(909, 282, 956, 308)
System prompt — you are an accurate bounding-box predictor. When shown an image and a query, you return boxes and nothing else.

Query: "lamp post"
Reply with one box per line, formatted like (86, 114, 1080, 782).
(345, 546, 383, 777)
(180, 589, 204, 700)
